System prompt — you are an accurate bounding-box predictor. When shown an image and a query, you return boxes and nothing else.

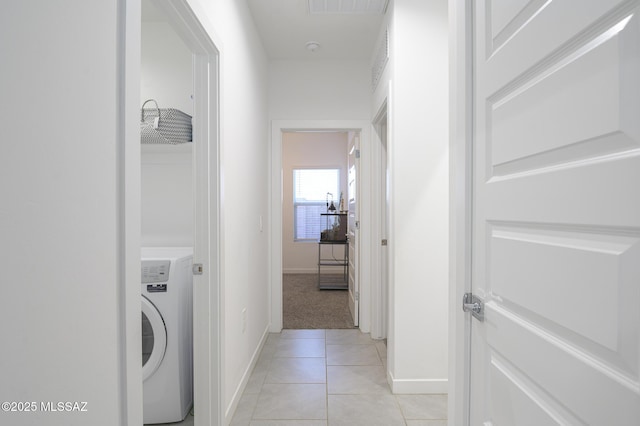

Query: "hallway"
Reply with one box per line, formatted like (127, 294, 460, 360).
(229, 329, 447, 425)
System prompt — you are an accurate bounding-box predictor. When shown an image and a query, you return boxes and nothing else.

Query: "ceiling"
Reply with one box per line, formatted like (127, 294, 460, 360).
(247, 0, 386, 60)
(142, 0, 386, 60)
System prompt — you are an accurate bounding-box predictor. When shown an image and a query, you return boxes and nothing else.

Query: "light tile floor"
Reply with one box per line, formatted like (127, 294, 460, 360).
(229, 329, 448, 426)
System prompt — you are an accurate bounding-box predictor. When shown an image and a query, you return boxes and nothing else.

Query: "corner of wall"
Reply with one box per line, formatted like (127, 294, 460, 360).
(388, 369, 449, 394)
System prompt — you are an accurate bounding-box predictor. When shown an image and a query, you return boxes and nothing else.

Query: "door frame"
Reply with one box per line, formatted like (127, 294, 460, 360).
(123, 1, 223, 425)
(449, 0, 473, 424)
(270, 120, 373, 333)
(347, 130, 361, 327)
(371, 101, 389, 340)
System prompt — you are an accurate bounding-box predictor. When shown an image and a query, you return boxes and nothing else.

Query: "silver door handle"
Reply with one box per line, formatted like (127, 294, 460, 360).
(463, 302, 481, 314)
(462, 293, 484, 321)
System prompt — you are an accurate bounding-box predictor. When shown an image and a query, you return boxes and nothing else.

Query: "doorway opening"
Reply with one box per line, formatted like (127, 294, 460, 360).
(281, 131, 354, 329)
(270, 120, 373, 334)
(137, 1, 221, 425)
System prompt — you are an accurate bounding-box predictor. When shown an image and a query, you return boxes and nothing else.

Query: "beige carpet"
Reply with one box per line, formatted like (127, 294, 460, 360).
(283, 274, 355, 329)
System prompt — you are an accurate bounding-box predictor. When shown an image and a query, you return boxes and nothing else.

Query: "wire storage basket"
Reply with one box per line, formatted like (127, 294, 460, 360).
(140, 99, 192, 144)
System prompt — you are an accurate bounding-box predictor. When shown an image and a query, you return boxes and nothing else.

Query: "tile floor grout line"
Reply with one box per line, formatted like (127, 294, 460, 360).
(324, 331, 329, 425)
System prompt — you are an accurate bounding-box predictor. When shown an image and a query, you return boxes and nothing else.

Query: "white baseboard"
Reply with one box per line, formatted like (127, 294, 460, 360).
(387, 370, 448, 394)
(224, 325, 270, 424)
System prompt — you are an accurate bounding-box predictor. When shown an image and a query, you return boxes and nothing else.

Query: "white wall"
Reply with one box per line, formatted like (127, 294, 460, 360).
(372, 0, 450, 393)
(141, 22, 193, 116)
(188, 0, 270, 421)
(282, 132, 349, 273)
(0, 2, 139, 425)
(270, 60, 371, 120)
(141, 21, 194, 248)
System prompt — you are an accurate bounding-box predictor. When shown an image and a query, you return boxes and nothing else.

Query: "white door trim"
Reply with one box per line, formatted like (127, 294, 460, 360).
(449, 0, 473, 424)
(124, 1, 223, 425)
(270, 120, 373, 333)
(347, 131, 360, 327)
(120, 1, 143, 424)
(370, 80, 392, 342)
(371, 101, 388, 340)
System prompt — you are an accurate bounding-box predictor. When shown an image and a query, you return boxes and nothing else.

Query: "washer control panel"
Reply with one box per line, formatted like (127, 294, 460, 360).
(142, 260, 171, 284)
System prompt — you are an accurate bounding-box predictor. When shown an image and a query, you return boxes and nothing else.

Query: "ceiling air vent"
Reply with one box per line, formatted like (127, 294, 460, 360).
(371, 27, 389, 91)
(308, 0, 389, 15)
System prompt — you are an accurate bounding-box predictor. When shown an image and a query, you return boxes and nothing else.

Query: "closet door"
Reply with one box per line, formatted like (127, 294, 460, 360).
(468, 0, 640, 424)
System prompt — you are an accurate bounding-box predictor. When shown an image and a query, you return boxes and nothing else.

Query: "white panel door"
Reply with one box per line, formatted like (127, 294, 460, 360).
(348, 132, 360, 326)
(470, 1, 640, 424)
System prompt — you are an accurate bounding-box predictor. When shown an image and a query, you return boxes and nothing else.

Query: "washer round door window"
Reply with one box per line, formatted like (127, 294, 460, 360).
(141, 296, 167, 381)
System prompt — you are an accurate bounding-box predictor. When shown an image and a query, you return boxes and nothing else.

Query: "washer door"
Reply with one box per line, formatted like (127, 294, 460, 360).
(141, 296, 167, 382)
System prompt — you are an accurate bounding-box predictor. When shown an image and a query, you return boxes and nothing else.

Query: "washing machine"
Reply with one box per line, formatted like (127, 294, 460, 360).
(141, 247, 193, 424)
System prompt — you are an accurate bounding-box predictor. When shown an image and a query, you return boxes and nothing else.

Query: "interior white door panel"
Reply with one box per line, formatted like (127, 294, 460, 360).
(469, 1, 640, 424)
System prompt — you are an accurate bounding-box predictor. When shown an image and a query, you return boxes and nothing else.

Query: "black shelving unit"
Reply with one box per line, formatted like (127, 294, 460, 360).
(317, 238, 348, 290)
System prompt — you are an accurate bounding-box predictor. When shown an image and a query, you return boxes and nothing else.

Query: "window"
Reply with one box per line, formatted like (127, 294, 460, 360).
(293, 168, 340, 241)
